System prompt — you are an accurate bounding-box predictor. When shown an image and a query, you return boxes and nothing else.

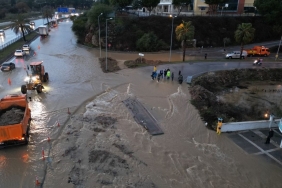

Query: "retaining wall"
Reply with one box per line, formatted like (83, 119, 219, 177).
(221, 119, 280, 132)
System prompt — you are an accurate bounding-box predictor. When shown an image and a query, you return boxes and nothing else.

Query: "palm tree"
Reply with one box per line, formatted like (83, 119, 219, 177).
(175, 20, 195, 62)
(234, 23, 255, 59)
(10, 15, 32, 42)
(42, 5, 53, 25)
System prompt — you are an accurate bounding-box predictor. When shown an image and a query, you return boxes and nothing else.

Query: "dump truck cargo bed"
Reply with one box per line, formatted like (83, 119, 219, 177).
(0, 94, 31, 148)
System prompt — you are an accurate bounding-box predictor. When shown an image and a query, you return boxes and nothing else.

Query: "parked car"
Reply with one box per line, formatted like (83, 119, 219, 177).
(0, 29, 5, 36)
(14, 49, 26, 57)
(22, 44, 30, 51)
(225, 50, 248, 59)
(1, 62, 15, 72)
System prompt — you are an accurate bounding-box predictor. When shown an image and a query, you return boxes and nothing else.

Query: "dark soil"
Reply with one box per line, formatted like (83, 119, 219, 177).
(124, 57, 167, 68)
(99, 57, 121, 73)
(94, 115, 117, 128)
(0, 107, 25, 126)
(190, 68, 282, 130)
(88, 150, 130, 175)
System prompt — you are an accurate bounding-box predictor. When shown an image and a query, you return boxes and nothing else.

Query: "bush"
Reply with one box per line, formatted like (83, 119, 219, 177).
(136, 32, 167, 52)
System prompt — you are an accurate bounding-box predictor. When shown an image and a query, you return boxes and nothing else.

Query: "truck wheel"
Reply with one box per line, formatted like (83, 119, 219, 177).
(37, 85, 43, 93)
(21, 85, 27, 94)
(45, 72, 49, 81)
(24, 125, 30, 145)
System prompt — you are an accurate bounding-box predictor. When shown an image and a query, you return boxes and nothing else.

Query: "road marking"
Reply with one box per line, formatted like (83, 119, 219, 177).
(253, 148, 281, 155)
(238, 133, 282, 166)
(253, 130, 280, 148)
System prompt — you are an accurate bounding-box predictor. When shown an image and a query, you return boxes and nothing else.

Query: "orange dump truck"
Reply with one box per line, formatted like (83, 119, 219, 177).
(245, 46, 270, 57)
(0, 94, 31, 148)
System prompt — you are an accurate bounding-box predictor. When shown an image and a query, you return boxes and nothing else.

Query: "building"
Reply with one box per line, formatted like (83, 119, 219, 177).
(156, 0, 255, 16)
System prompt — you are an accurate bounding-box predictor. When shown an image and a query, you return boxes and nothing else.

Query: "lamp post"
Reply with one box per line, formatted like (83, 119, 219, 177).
(98, 13, 103, 57)
(275, 36, 282, 61)
(169, 15, 176, 62)
(106, 18, 113, 71)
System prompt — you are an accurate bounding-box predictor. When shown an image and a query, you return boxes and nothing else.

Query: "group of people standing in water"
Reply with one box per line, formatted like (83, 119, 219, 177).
(151, 66, 184, 84)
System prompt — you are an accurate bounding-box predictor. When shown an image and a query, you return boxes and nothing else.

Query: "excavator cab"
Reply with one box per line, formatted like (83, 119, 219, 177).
(21, 61, 49, 94)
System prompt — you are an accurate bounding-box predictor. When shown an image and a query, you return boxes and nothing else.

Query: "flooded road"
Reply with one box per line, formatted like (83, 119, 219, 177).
(0, 20, 282, 188)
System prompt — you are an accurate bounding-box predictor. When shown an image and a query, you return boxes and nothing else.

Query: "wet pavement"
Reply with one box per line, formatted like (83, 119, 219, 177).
(228, 128, 282, 166)
(0, 18, 48, 49)
(0, 19, 282, 188)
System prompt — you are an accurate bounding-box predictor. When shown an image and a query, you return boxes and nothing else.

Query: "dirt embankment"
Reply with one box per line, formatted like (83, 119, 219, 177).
(190, 68, 282, 130)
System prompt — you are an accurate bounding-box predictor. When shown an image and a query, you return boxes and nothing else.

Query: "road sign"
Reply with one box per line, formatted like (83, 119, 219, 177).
(57, 7, 68, 13)
(139, 53, 144, 57)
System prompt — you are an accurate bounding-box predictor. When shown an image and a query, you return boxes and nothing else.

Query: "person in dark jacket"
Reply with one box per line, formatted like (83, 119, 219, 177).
(164, 69, 167, 78)
(178, 74, 183, 84)
(171, 72, 174, 81)
(265, 129, 274, 144)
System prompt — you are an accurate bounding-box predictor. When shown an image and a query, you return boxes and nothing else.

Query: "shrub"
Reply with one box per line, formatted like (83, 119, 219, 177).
(136, 32, 167, 52)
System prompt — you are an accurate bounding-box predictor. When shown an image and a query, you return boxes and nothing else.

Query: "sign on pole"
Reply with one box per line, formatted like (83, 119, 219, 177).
(139, 53, 144, 62)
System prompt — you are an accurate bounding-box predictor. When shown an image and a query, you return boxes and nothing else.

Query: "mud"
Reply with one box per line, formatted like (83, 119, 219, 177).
(89, 149, 130, 176)
(0, 107, 25, 126)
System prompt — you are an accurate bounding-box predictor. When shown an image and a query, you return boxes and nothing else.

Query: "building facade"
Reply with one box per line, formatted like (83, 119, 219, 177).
(156, 0, 255, 16)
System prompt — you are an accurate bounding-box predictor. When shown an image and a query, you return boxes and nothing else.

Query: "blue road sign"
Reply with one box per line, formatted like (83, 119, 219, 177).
(57, 7, 68, 13)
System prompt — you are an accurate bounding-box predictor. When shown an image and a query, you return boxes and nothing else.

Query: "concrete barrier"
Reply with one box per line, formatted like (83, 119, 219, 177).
(221, 119, 280, 132)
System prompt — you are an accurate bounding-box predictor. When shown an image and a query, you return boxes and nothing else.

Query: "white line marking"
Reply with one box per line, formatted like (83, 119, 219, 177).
(238, 133, 282, 166)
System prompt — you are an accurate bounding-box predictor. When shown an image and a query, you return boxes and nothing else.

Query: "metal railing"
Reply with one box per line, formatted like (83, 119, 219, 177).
(0, 35, 23, 50)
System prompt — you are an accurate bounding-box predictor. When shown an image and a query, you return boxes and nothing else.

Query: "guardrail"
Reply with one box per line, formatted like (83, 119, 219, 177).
(0, 35, 23, 50)
(0, 30, 38, 51)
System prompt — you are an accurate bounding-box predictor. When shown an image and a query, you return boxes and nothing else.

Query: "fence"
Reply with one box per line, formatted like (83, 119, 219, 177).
(0, 35, 23, 50)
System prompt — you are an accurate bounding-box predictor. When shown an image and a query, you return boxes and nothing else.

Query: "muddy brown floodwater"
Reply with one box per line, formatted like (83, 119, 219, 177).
(0, 20, 282, 188)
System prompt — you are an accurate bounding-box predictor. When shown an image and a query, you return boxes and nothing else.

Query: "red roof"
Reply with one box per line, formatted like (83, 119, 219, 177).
(30, 61, 43, 65)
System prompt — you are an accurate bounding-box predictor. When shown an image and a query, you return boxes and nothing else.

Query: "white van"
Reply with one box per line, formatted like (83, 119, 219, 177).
(225, 50, 247, 59)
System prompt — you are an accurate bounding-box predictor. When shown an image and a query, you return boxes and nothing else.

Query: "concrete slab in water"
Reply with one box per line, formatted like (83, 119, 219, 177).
(123, 98, 164, 135)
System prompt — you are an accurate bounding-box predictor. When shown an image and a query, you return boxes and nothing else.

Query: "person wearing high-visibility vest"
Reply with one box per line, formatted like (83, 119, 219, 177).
(217, 118, 223, 135)
(166, 70, 171, 80)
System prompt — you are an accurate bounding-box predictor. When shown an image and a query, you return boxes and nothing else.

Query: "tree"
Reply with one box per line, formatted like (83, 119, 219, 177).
(254, 0, 282, 35)
(175, 20, 195, 62)
(87, 3, 114, 26)
(140, 0, 160, 15)
(132, 0, 142, 9)
(10, 15, 32, 42)
(11, 0, 16, 6)
(172, 0, 191, 16)
(16, 2, 30, 13)
(254, 0, 282, 24)
(205, 0, 228, 15)
(72, 13, 88, 43)
(234, 23, 255, 59)
(109, 0, 133, 8)
(42, 5, 53, 25)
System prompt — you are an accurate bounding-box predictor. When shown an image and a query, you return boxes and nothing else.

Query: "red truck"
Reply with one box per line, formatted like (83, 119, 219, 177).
(0, 94, 31, 148)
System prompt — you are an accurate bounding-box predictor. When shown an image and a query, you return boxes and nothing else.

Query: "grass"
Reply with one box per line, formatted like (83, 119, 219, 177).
(0, 31, 39, 63)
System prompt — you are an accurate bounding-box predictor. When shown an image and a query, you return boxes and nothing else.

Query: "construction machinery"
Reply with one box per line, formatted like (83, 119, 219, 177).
(0, 94, 31, 148)
(21, 61, 49, 94)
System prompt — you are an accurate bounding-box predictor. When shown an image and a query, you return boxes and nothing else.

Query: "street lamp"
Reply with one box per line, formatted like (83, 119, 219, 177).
(106, 18, 113, 71)
(169, 15, 176, 62)
(98, 13, 103, 57)
(275, 36, 282, 61)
